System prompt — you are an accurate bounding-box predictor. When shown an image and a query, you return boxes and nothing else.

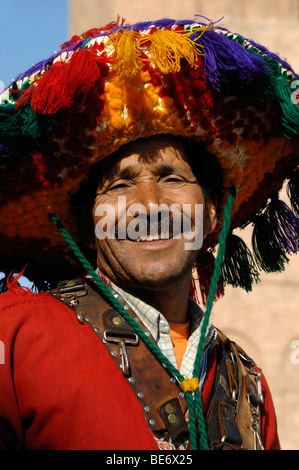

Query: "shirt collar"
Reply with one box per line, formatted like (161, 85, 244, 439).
(110, 281, 217, 355)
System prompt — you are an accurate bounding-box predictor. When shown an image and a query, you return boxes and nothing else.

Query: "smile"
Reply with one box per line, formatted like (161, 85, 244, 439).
(133, 234, 173, 242)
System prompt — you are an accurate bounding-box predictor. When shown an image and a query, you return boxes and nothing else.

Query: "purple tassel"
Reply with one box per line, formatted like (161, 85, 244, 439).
(196, 29, 270, 89)
(266, 194, 299, 255)
(287, 167, 299, 217)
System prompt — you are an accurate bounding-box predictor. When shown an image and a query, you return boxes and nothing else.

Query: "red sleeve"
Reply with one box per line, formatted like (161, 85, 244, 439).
(0, 284, 158, 450)
(260, 373, 281, 450)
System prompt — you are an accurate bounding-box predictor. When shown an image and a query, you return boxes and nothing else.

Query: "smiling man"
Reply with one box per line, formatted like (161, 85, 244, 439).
(92, 135, 217, 323)
(0, 18, 298, 451)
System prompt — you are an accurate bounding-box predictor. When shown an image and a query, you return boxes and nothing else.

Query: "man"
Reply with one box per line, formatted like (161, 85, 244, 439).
(0, 18, 298, 450)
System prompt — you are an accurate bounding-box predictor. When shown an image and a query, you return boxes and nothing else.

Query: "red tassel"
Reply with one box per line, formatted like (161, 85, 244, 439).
(190, 251, 224, 305)
(30, 48, 110, 114)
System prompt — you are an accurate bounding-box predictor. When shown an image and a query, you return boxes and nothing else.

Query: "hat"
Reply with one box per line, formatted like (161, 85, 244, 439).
(0, 17, 299, 294)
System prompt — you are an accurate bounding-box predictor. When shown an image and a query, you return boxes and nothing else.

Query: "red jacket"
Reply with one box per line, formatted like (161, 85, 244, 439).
(0, 281, 280, 450)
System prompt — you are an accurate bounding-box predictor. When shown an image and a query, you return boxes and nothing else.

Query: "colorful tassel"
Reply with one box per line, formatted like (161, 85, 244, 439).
(29, 48, 110, 114)
(221, 232, 260, 291)
(287, 167, 299, 217)
(144, 28, 204, 74)
(109, 30, 144, 78)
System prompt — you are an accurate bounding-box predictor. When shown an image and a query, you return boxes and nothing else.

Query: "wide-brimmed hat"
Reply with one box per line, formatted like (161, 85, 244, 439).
(0, 17, 298, 294)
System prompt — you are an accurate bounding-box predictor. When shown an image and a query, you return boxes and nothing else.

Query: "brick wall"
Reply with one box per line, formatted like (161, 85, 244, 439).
(70, 0, 299, 449)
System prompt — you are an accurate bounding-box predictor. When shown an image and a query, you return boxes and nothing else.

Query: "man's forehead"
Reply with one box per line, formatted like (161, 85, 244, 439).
(103, 135, 189, 175)
(115, 135, 186, 157)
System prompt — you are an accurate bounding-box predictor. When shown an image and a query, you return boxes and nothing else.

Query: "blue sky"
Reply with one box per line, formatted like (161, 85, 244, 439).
(0, 0, 69, 89)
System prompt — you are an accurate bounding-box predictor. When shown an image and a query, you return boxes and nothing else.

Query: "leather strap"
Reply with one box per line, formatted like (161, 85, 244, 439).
(50, 277, 264, 449)
(50, 277, 189, 441)
(206, 330, 264, 450)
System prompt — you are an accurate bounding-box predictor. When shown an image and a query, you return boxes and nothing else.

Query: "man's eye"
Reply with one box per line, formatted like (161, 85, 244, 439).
(107, 181, 131, 191)
(163, 175, 184, 183)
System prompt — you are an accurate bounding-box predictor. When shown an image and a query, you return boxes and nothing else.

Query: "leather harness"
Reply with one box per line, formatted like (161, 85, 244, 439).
(50, 277, 264, 450)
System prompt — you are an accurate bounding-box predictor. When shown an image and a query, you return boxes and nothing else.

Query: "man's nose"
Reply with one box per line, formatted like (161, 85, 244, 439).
(131, 180, 164, 210)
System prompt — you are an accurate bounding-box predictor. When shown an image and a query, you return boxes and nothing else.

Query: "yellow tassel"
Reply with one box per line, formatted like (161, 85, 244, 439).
(180, 377, 200, 393)
(141, 26, 208, 74)
(109, 30, 143, 78)
(108, 23, 211, 77)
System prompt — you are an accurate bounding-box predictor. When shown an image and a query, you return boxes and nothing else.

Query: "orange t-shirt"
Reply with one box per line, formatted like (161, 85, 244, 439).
(168, 321, 190, 370)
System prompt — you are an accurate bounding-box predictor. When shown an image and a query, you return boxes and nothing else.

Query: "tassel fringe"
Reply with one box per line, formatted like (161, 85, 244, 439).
(287, 167, 299, 217)
(221, 232, 260, 291)
(252, 210, 289, 273)
(30, 49, 110, 115)
(109, 25, 209, 78)
(109, 30, 144, 78)
(265, 194, 299, 255)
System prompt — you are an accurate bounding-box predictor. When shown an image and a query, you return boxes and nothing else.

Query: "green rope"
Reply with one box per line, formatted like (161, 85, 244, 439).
(191, 186, 236, 449)
(49, 187, 236, 451)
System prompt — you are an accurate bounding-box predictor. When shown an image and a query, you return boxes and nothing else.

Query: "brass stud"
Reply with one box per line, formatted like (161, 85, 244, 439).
(167, 413, 177, 424)
(112, 315, 123, 326)
(165, 403, 174, 414)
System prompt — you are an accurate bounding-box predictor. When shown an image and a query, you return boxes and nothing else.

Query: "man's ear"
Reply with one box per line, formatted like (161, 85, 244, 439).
(203, 189, 218, 237)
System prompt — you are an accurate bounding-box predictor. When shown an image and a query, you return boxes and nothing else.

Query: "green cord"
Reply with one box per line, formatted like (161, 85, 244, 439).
(191, 186, 236, 450)
(49, 187, 235, 450)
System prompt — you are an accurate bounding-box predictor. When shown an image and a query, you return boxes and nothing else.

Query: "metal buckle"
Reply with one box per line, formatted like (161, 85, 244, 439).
(103, 331, 139, 376)
(247, 366, 265, 450)
(52, 279, 88, 324)
(56, 279, 87, 299)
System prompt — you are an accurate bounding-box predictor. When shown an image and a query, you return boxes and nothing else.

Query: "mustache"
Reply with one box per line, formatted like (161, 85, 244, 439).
(115, 210, 193, 240)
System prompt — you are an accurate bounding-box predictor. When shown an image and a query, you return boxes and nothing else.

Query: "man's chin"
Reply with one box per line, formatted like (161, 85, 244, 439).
(120, 264, 193, 291)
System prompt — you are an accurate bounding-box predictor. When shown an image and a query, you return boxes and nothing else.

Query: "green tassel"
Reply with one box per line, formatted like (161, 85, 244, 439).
(0, 102, 39, 137)
(221, 232, 260, 291)
(223, 32, 299, 139)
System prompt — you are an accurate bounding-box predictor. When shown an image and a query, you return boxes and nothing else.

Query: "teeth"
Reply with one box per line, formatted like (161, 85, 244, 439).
(134, 234, 170, 242)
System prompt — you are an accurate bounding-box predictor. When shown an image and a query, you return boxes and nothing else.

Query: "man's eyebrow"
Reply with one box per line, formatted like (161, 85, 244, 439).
(105, 161, 185, 183)
(111, 165, 136, 179)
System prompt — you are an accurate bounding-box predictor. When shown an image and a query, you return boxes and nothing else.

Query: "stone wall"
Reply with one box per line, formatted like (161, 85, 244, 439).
(70, 0, 299, 450)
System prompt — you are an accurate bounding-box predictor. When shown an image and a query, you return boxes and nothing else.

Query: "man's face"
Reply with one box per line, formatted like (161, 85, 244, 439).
(92, 136, 217, 291)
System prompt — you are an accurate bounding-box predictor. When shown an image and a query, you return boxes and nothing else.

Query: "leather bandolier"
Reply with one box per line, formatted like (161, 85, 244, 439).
(50, 277, 264, 450)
